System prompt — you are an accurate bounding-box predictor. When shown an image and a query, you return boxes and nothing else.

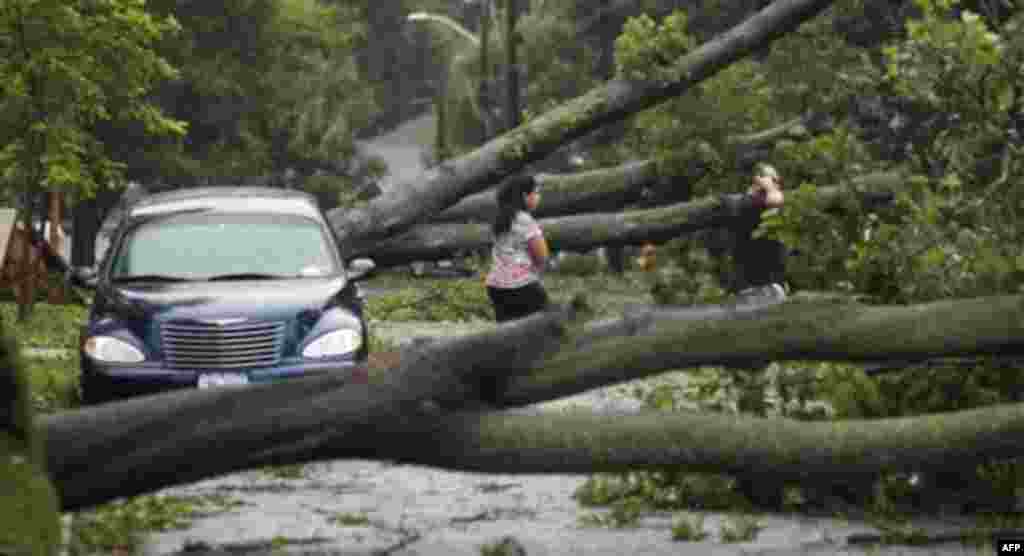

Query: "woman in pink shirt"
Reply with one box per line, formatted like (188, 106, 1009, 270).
(485, 174, 550, 322)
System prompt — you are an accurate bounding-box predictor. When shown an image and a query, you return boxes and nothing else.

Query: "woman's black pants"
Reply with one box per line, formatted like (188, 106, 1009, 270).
(487, 282, 549, 323)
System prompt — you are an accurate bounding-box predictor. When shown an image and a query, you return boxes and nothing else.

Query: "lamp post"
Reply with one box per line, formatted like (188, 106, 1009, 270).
(504, 0, 521, 131)
(406, 11, 482, 162)
(478, 0, 493, 142)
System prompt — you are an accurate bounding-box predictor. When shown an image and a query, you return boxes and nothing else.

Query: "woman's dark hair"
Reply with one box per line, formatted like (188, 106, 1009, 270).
(492, 174, 538, 236)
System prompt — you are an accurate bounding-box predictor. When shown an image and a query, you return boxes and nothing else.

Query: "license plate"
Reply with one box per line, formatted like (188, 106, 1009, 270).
(198, 373, 249, 389)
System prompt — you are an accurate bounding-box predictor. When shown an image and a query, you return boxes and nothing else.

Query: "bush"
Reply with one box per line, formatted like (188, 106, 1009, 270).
(367, 279, 493, 322)
(671, 512, 708, 541)
(551, 251, 606, 277)
(719, 514, 762, 543)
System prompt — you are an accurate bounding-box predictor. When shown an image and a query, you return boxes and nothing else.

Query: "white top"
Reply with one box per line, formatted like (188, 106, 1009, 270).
(485, 211, 543, 289)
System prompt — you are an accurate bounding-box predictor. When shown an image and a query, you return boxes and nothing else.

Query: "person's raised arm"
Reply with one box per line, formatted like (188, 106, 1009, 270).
(748, 177, 784, 209)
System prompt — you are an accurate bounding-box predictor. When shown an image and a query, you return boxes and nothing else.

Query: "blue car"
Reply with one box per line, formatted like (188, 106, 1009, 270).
(72, 186, 375, 405)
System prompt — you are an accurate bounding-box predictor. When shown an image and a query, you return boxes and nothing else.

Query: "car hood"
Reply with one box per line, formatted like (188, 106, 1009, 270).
(103, 276, 347, 322)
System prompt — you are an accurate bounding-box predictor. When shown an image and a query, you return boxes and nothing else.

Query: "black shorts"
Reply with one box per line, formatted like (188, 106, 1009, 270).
(487, 282, 549, 322)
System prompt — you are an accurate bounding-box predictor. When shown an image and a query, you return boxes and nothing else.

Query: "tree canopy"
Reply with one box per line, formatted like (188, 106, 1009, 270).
(0, 0, 184, 205)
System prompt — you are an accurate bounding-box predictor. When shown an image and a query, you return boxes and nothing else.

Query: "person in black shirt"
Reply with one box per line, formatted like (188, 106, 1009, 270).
(728, 163, 787, 300)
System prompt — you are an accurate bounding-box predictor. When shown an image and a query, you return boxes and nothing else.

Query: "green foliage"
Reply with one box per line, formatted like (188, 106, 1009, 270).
(70, 494, 239, 555)
(0, 0, 184, 205)
(366, 278, 494, 322)
(551, 252, 605, 277)
(0, 302, 87, 350)
(519, 8, 599, 119)
(645, 239, 728, 306)
(262, 464, 308, 480)
(0, 435, 61, 556)
(614, 11, 697, 82)
(577, 496, 644, 528)
(328, 512, 370, 526)
(419, 0, 600, 156)
(0, 327, 61, 556)
(618, 7, 876, 196)
(719, 514, 763, 543)
(574, 470, 748, 514)
(479, 536, 527, 556)
(25, 356, 80, 414)
(132, 0, 375, 189)
(1, 302, 84, 413)
(670, 512, 708, 541)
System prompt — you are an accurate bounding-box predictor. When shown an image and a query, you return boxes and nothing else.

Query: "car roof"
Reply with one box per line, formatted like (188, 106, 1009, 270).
(128, 187, 323, 219)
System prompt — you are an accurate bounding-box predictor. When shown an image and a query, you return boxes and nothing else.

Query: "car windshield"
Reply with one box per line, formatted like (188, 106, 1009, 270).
(110, 212, 340, 281)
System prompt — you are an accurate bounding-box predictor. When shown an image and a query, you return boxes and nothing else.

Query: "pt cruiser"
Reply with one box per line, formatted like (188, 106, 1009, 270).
(72, 187, 374, 404)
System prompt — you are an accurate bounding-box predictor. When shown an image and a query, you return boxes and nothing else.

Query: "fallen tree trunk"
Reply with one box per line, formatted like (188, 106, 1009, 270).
(42, 293, 1024, 510)
(363, 181, 897, 266)
(431, 159, 665, 224)
(45, 308, 577, 511)
(502, 293, 1024, 406)
(428, 115, 838, 225)
(384, 397, 1024, 479)
(327, 0, 838, 257)
(410, 112, 837, 225)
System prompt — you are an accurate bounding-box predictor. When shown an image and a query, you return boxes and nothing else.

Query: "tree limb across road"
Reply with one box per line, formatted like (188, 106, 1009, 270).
(42, 293, 1024, 511)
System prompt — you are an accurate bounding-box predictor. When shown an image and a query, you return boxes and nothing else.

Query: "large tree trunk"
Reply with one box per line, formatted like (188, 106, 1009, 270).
(42, 293, 1024, 511)
(362, 181, 897, 266)
(44, 308, 578, 511)
(327, 0, 838, 258)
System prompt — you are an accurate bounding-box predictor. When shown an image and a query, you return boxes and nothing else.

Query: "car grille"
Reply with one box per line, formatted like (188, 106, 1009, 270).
(161, 320, 286, 369)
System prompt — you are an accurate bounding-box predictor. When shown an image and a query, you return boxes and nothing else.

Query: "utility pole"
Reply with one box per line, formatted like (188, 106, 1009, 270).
(504, 0, 521, 131)
(478, 0, 493, 142)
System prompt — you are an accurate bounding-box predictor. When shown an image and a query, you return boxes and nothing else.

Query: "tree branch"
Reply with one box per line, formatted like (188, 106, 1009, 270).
(327, 0, 838, 257)
(362, 177, 897, 266)
(41, 293, 1024, 510)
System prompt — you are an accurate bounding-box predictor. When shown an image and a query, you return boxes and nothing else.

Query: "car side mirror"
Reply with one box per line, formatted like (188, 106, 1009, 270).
(346, 258, 376, 282)
(69, 265, 98, 289)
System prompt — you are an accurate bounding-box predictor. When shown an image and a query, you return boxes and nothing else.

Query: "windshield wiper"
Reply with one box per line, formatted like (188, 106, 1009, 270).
(111, 274, 192, 283)
(206, 273, 291, 281)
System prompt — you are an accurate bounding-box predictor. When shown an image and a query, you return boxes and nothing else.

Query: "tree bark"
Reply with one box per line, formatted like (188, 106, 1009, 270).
(42, 293, 1024, 511)
(362, 180, 896, 266)
(431, 159, 661, 223)
(429, 110, 840, 225)
(45, 307, 578, 511)
(327, 0, 838, 258)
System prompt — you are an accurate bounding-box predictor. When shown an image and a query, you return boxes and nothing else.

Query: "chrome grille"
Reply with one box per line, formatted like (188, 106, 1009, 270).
(161, 320, 285, 369)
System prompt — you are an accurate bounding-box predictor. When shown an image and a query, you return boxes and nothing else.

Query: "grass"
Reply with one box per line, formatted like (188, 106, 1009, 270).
(25, 355, 80, 413)
(70, 494, 242, 555)
(261, 464, 308, 480)
(0, 301, 86, 350)
(1, 302, 86, 414)
(327, 512, 370, 526)
(365, 264, 654, 323)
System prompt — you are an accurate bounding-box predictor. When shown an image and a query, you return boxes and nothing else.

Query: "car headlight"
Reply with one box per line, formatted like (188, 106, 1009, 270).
(302, 328, 362, 358)
(84, 336, 145, 363)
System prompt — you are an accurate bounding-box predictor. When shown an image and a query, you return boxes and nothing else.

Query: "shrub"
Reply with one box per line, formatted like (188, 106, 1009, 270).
(671, 513, 708, 541)
(367, 279, 493, 322)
